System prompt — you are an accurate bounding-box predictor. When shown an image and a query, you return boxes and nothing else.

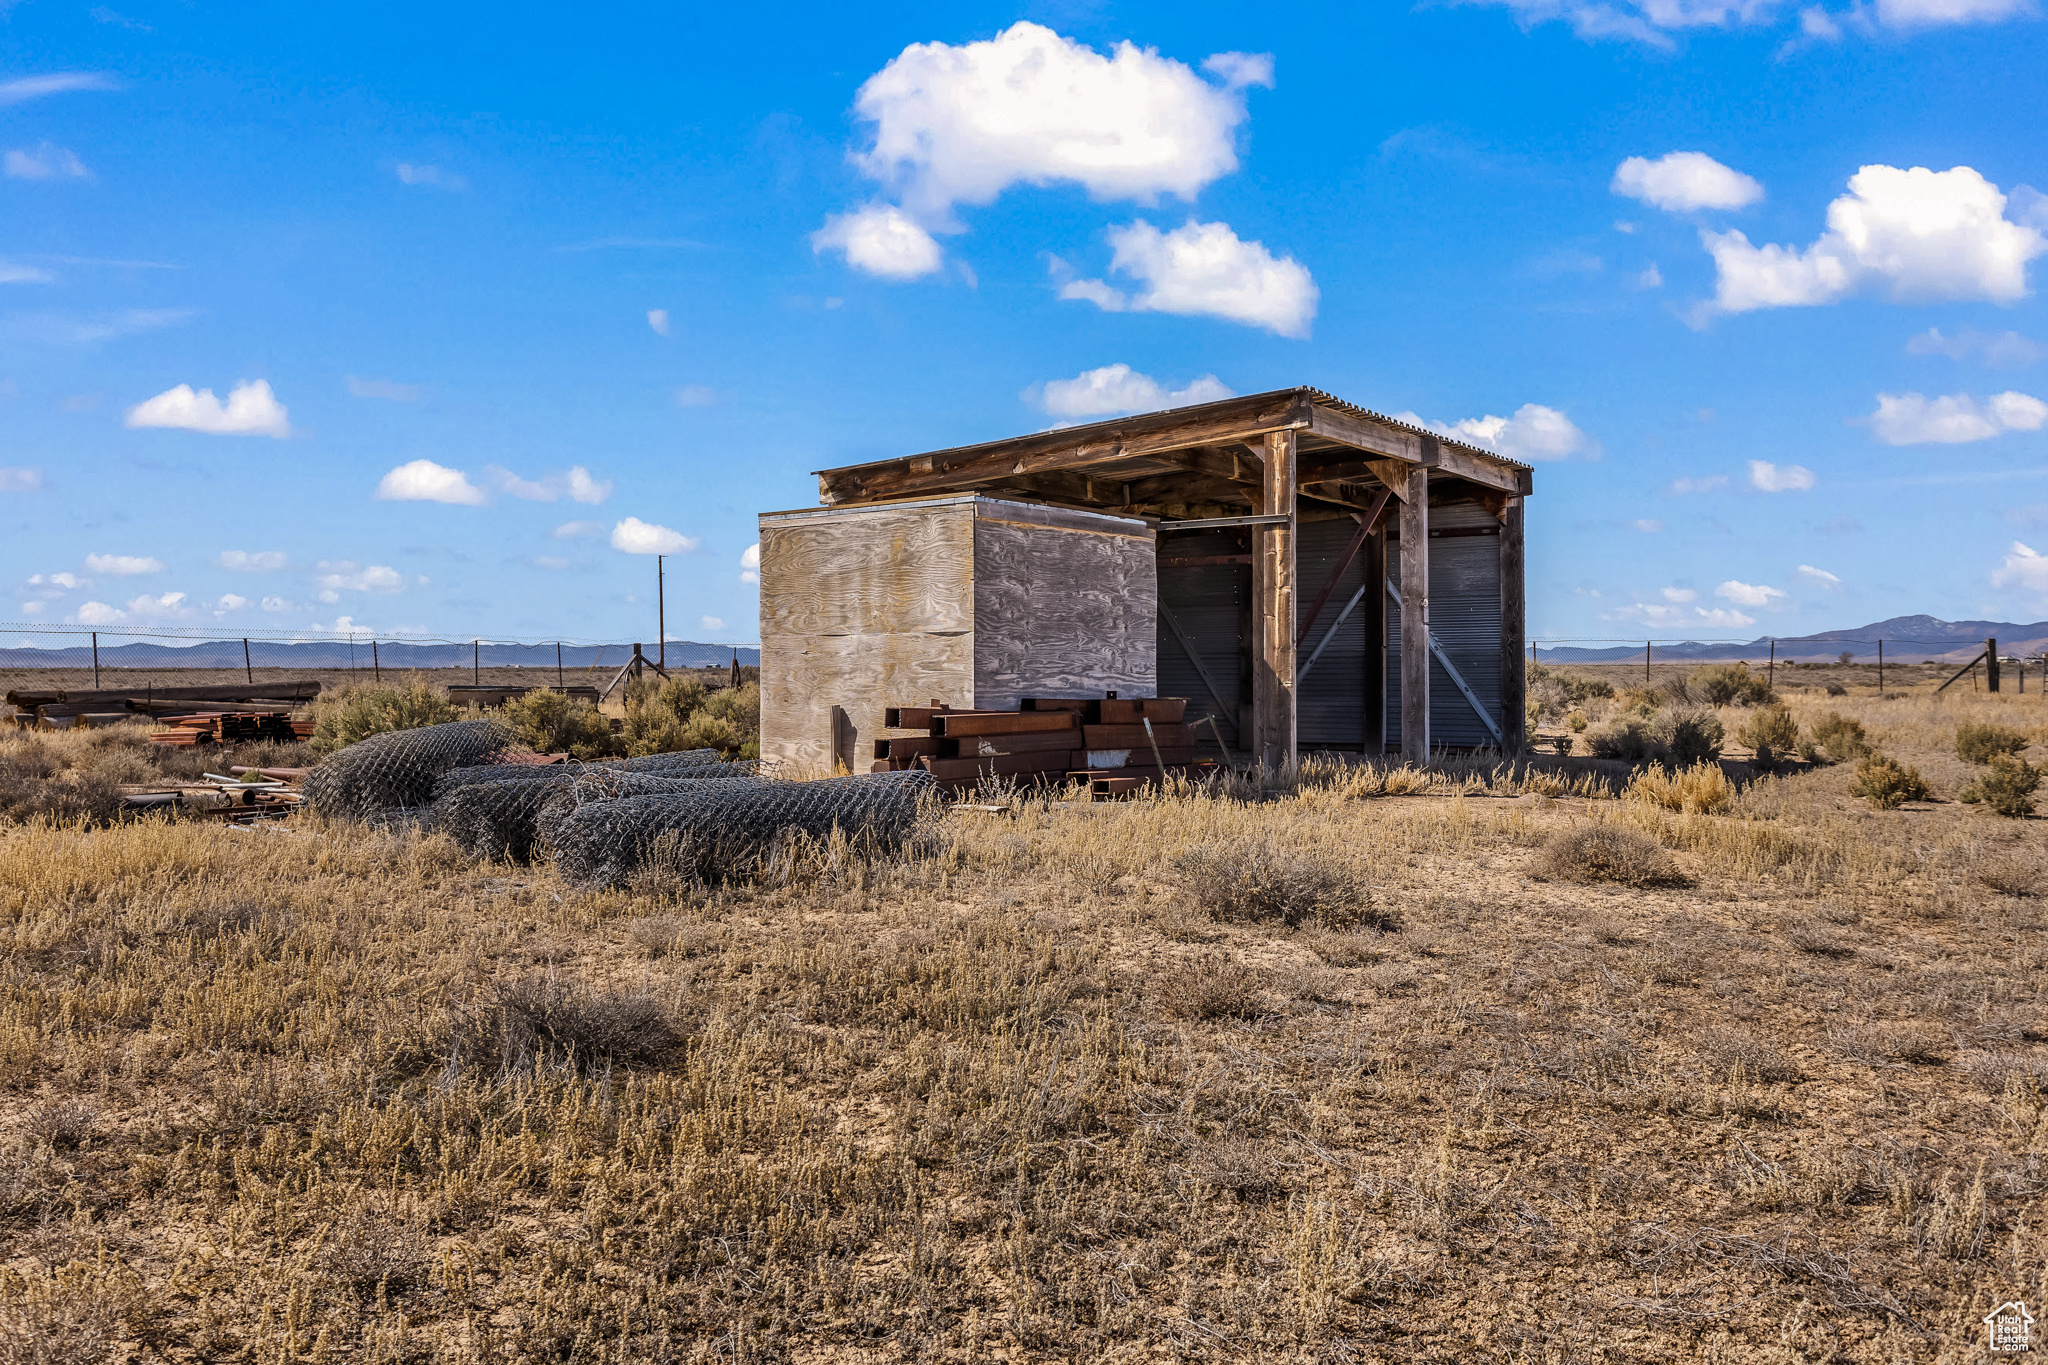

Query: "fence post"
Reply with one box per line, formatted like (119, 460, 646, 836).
(373, 639, 380, 683)
(1877, 640, 1883, 695)
(1644, 641, 1650, 686)
(1767, 638, 1775, 690)
(473, 640, 479, 687)
(243, 637, 253, 685)
(91, 631, 99, 689)
(1987, 637, 2000, 693)
(557, 642, 564, 690)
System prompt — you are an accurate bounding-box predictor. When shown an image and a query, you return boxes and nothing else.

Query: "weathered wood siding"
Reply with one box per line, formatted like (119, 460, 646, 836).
(971, 502, 1156, 710)
(758, 500, 976, 774)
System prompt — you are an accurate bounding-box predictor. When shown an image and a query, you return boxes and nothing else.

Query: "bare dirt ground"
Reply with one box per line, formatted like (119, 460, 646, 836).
(0, 682, 2042, 1362)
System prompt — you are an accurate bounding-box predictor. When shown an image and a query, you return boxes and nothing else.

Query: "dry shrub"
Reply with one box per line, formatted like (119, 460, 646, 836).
(317, 1205, 433, 1300)
(1807, 711, 1871, 763)
(1958, 753, 2040, 818)
(1689, 662, 1773, 706)
(458, 977, 680, 1072)
(1533, 825, 1689, 888)
(307, 674, 457, 754)
(501, 687, 616, 759)
(1656, 707, 1725, 766)
(1174, 836, 1392, 930)
(1737, 704, 1800, 764)
(1626, 760, 1732, 814)
(1785, 919, 1856, 958)
(1975, 854, 2040, 897)
(1153, 954, 1268, 1021)
(1300, 930, 1389, 967)
(1955, 721, 2029, 766)
(1699, 1026, 1801, 1083)
(1586, 715, 1658, 762)
(1848, 754, 1931, 810)
(1832, 1022, 1953, 1067)
(1181, 1136, 1289, 1201)
(21, 1098, 99, 1152)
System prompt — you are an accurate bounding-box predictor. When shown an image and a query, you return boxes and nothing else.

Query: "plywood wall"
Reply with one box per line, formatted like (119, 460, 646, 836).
(759, 496, 1158, 774)
(972, 502, 1156, 710)
(758, 501, 976, 774)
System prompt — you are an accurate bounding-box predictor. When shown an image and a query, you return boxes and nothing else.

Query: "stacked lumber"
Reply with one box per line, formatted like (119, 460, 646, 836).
(872, 696, 1219, 797)
(5, 681, 321, 732)
(148, 712, 305, 746)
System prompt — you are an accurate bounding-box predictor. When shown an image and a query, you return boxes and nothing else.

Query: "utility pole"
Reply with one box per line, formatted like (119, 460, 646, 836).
(657, 555, 666, 671)
(1877, 640, 1883, 695)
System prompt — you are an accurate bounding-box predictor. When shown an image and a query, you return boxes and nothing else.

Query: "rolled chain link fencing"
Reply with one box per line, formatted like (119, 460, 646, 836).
(550, 770, 939, 890)
(438, 758, 761, 862)
(301, 719, 515, 819)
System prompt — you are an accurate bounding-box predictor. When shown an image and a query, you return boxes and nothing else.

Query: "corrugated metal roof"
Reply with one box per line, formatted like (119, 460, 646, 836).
(811, 385, 1532, 481)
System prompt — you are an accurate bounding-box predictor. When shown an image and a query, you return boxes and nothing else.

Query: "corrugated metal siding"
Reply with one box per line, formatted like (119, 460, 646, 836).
(1296, 518, 1367, 749)
(1156, 531, 1246, 746)
(1386, 500, 1504, 751)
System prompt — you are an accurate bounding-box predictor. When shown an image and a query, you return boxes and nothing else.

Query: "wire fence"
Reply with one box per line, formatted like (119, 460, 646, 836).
(0, 624, 761, 702)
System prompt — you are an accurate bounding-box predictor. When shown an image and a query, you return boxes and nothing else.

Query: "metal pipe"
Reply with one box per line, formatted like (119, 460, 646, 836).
(91, 631, 99, 689)
(473, 639, 479, 687)
(657, 555, 666, 670)
(373, 639, 380, 683)
(557, 641, 564, 690)
(243, 637, 253, 685)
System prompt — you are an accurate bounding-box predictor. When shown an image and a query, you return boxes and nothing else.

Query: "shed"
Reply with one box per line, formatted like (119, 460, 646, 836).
(758, 386, 1532, 773)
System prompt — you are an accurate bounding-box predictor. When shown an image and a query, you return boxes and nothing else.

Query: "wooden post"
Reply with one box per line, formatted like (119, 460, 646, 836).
(1877, 639, 1883, 695)
(1645, 641, 1651, 685)
(1498, 494, 1526, 756)
(1365, 525, 1386, 755)
(372, 639, 380, 683)
(1768, 639, 1775, 691)
(829, 704, 852, 775)
(1987, 637, 2000, 693)
(1399, 456, 1430, 764)
(1251, 429, 1298, 769)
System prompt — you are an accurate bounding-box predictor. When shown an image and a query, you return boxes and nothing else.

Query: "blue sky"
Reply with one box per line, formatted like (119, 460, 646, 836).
(3, 0, 2046, 647)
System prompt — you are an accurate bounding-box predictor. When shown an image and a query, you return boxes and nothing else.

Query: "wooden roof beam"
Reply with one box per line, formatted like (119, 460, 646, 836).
(817, 391, 1309, 505)
(1305, 405, 1528, 495)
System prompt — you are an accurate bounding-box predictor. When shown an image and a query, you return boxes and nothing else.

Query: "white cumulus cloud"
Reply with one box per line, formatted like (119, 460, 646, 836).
(1059, 219, 1318, 337)
(1662, 587, 1698, 602)
(1877, 0, 2036, 26)
(5, 142, 90, 179)
(1749, 459, 1816, 491)
(314, 561, 404, 603)
(85, 552, 163, 575)
(1394, 403, 1593, 462)
(485, 465, 613, 504)
(740, 542, 760, 585)
(1991, 541, 2048, 599)
(125, 379, 291, 437)
(1032, 364, 1234, 420)
(376, 460, 487, 505)
(75, 600, 123, 624)
(1700, 165, 2047, 318)
(647, 309, 670, 336)
(1906, 326, 2045, 367)
(1717, 579, 1788, 607)
(0, 467, 45, 492)
(812, 203, 945, 279)
(1797, 564, 1843, 587)
(213, 593, 248, 612)
(215, 550, 287, 572)
(701, 615, 725, 632)
(610, 517, 697, 555)
(1869, 390, 2048, 444)
(1612, 152, 1763, 212)
(849, 22, 1267, 223)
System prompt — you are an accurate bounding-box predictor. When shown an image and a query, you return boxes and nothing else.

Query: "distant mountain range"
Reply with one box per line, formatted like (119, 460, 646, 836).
(0, 638, 760, 671)
(1537, 616, 2047, 665)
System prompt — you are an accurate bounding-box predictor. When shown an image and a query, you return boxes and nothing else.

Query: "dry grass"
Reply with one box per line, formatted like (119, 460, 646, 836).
(0, 684, 2043, 1360)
